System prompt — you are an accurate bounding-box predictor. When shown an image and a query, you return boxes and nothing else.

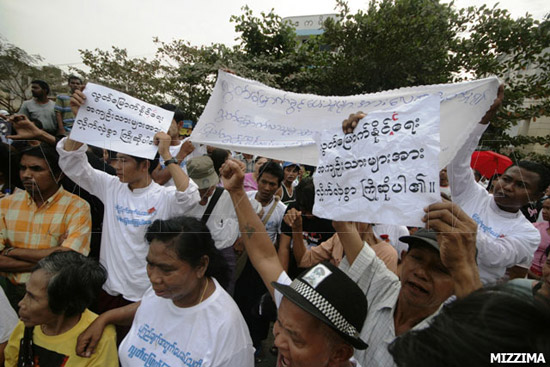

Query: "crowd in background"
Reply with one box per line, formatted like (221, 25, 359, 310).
(0, 78, 549, 367)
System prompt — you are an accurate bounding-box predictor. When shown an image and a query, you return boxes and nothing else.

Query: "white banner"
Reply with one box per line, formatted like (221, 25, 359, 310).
(70, 83, 174, 159)
(313, 95, 440, 226)
(191, 71, 500, 168)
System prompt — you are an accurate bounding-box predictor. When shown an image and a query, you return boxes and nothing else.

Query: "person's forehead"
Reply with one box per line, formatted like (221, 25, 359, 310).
(407, 245, 442, 262)
(504, 166, 540, 185)
(20, 154, 48, 167)
(279, 297, 320, 334)
(27, 269, 49, 294)
(116, 153, 136, 161)
(543, 198, 550, 207)
(259, 172, 278, 183)
(147, 240, 183, 264)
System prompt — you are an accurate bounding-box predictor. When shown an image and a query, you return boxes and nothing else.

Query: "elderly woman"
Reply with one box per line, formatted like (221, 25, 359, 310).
(4, 251, 117, 367)
(77, 216, 254, 367)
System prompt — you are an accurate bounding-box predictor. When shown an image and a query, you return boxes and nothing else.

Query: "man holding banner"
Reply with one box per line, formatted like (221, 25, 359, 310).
(56, 89, 200, 339)
(447, 86, 549, 284)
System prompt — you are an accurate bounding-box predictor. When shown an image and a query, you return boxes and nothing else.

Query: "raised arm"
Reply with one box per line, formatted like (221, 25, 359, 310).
(283, 209, 308, 264)
(151, 140, 195, 185)
(154, 132, 190, 192)
(220, 159, 283, 299)
(448, 85, 504, 199)
(333, 221, 365, 265)
(8, 115, 57, 146)
(423, 202, 482, 298)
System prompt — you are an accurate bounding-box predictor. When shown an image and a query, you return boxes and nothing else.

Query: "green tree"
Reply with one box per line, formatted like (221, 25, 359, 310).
(315, 0, 458, 96)
(452, 6, 550, 164)
(72, 2, 550, 164)
(0, 40, 67, 113)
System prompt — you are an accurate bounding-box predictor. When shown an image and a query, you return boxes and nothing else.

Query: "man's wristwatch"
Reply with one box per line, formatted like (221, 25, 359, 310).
(164, 157, 179, 166)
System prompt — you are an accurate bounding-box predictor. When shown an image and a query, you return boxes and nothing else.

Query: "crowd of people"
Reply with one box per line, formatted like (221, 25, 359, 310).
(0, 78, 549, 367)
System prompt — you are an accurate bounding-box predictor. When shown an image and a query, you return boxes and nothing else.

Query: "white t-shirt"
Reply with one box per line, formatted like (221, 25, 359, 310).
(0, 288, 18, 343)
(186, 190, 239, 250)
(449, 124, 540, 284)
(56, 139, 200, 301)
(373, 224, 410, 259)
(247, 191, 287, 244)
(159, 139, 207, 187)
(119, 280, 254, 367)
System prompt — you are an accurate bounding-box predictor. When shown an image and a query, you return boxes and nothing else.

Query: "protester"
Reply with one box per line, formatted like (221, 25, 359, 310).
(0, 143, 91, 310)
(151, 103, 206, 187)
(388, 287, 550, 367)
(186, 156, 240, 295)
(508, 246, 550, 299)
(4, 251, 117, 367)
(291, 221, 398, 274)
(18, 80, 57, 135)
(279, 177, 335, 277)
(276, 161, 300, 205)
(221, 159, 368, 367)
(243, 156, 267, 192)
(56, 90, 200, 332)
(76, 216, 254, 367)
(529, 197, 550, 279)
(235, 152, 255, 173)
(447, 86, 549, 283)
(234, 160, 287, 357)
(55, 75, 82, 135)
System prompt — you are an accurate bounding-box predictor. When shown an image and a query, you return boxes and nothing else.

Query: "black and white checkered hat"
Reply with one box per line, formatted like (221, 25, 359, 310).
(272, 261, 368, 349)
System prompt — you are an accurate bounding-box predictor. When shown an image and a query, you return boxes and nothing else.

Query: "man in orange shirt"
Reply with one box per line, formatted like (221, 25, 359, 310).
(0, 144, 91, 309)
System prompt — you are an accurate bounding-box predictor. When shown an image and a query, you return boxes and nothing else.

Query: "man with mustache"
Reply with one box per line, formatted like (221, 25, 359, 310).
(0, 143, 91, 310)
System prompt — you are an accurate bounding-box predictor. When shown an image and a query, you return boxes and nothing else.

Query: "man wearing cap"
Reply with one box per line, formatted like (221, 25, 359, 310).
(221, 159, 368, 367)
(186, 155, 240, 294)
(277, 162, 300, 205)
(334, 201, 482, 367)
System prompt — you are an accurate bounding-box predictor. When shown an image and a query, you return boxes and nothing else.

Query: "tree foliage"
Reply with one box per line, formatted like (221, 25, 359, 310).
(0, 40, 66, 113)
(452, 5, 550, 164)
(64, 1, 550, 164)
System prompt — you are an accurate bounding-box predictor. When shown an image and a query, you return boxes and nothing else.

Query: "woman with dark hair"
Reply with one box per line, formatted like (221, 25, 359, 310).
(4, 251, 117, 366)
(77, 216, 254, 367)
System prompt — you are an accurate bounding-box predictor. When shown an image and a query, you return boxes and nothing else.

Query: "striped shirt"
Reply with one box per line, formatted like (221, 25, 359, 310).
(0, 187, 91, 284)
(339, 243, 440, 367)
(54, 94, 75, 131)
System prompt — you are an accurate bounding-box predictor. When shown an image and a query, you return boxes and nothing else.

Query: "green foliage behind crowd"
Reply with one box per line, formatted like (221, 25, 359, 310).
(1, 0, 549, 164)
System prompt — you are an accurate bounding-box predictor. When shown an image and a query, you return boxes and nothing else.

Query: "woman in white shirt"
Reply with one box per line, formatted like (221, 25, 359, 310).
(77, 216, 254, 367)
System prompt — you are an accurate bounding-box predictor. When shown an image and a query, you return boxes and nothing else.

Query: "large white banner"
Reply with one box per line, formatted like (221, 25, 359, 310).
(313, 95, 440, 226)
(191, 71, 500, 168)
(70, 83, 174, 159)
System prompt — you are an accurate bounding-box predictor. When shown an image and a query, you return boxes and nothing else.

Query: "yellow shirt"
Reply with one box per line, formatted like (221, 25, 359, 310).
(5, 309, 118, 367)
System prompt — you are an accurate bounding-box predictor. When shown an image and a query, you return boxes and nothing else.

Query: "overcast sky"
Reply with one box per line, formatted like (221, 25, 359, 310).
(0, 0, 548, 69)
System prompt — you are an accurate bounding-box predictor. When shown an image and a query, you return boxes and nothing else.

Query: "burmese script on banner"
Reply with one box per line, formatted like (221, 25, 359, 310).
(191, 70, 500, 168)
(70, 83, 174, 159)
(312, 95, 440, 226)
